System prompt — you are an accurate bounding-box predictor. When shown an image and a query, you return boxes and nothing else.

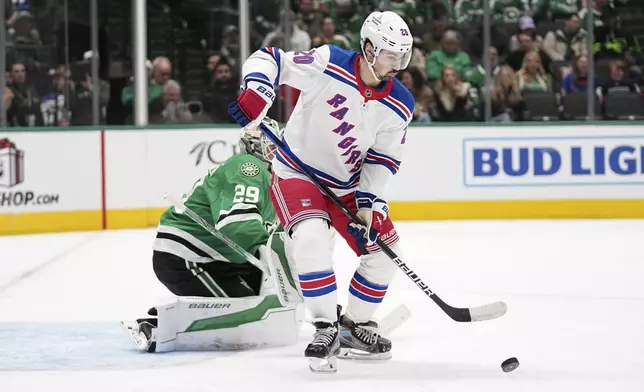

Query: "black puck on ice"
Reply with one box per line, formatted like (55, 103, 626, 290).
(501, 357, 519, 373)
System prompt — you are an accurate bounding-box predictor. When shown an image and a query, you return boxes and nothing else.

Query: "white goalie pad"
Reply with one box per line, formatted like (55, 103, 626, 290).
(150, 295, 302, 353)
(258, 241, 303, 306)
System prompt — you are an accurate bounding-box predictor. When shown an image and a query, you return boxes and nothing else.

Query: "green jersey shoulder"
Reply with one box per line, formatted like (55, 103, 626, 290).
(154, 154, 276, 265)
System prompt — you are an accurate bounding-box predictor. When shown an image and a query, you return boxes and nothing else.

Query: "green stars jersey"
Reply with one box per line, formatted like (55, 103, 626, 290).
(153, 154, 276, 265)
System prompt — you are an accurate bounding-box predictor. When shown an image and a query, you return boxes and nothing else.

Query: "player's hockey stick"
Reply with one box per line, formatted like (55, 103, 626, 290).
(164, 193, 292, 307)
(259, 123, 507, 322)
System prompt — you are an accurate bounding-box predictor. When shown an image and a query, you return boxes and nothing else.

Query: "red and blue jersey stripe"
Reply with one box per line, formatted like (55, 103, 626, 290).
(275, 138, 362, 190)
(259, 47, 281, 85)
(349, 272, 388, 303)
(364, 148, 401, 174)
(299, 271, 337, 298)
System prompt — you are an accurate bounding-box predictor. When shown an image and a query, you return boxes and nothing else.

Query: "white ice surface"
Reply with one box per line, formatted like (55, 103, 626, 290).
(0, 220, 643, 391)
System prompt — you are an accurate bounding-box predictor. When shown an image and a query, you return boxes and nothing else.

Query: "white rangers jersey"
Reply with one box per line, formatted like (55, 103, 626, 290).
(241, 44, 415, 198)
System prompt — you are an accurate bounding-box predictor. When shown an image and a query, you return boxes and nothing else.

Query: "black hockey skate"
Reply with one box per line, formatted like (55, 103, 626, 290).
(339, 314, 392, 360)
(120, 307, 158, 353)
(305, 321, 341, 373)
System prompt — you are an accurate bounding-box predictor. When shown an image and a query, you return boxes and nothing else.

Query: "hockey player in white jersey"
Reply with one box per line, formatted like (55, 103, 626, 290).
(228, 11, 414, 373)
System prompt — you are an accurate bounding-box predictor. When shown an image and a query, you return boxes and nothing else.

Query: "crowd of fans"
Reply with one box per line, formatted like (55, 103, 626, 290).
(3, 0, 644, 126)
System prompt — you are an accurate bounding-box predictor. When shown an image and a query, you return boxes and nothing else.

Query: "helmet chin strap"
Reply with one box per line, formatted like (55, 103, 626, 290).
(362, 48, 384, 82)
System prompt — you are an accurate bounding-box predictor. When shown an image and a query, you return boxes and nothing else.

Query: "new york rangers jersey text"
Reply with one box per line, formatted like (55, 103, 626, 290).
(241, 44, 415, 198)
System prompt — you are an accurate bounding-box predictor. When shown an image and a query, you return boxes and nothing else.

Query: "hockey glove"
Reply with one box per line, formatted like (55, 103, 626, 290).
(347, 191, 389, 247)
(228, 81, 275, 128)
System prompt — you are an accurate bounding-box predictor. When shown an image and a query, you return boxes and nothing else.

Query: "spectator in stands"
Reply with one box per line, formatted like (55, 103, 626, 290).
(510, 16, 544, 52)
(561, 54, 598, 94)
(297, 0, 324, 38)
(543, 14, 587, 62)
(578, 0, 608, 29)
(533, 0, 581, 22)
(71, 72, 110, 126)
(6, 10, 42, 69)
(220, 25, 241, 74)
(202, 60, 238, 123)
(493, 0, 527, 25)
(466, 21, 510, 60)
(516, 51, 553, 92)
(418, 0, 454, 24)
(398, 67, 433, 122)
(594, 5, 642, 66)
(40, 66, 72, 126)
(121, 60, 163, 123)
(4, 70, 14, 112)
(151, 80, 193, 124)
(6, 0, 31, 26)
(383, 0, 422, 26)
(6, 61, 43, 126)
(263, 10, 312, 51)
(421, 14, 449, 53)
(319, 0, 363, 49)
(431, 66, 475, 121)
(152, 57, 172, 87)
(207, 55, 221, 74)
(454, 0, 483, 27)
(408, 37, 428, 78)
(596, 59, 641, 98)
(426, 29, 472, 81)
(486, 65, 525, 121)
(204, 54, 222, 85)
(312, 17, 351, 49)
(464, 46, 501, 89)
(506, 32, 553, 74)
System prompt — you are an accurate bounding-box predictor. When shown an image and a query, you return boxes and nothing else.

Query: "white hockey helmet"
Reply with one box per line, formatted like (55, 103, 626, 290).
(360, 11, 413, 77)
(239, 117, 282, 164)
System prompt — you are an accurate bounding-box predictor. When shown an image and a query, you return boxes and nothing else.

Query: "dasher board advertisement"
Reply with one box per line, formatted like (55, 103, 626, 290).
(0, 132, 102, 213)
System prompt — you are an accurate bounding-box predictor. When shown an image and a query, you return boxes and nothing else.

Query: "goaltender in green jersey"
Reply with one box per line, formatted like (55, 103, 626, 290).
(122, 118, 303, 353)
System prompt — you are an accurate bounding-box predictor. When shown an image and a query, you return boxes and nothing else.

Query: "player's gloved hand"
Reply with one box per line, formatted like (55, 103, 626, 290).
(228, 81, 275, 128)
(347, 191, 389, 247)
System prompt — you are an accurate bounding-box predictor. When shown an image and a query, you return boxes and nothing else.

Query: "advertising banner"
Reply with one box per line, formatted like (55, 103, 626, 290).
(389, 126, 644, 201)
(0, 131, 102, 213)
(464, 136, 644, 187)
(104, 128, 241, 228)
(145, 129, 241, 208)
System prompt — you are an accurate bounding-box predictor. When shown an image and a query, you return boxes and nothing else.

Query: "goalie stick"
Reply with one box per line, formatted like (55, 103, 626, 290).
(258, 123, 507, 323)
(164, 193, 291, 307)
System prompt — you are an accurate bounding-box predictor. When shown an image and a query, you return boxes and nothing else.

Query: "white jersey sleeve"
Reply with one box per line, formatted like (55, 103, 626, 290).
(356, 76, 414, 202)
(358, 124, 408, 201)
(241, 45, 331, 92)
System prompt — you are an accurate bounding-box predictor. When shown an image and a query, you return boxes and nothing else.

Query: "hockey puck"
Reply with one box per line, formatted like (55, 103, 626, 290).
(501, 357, 519, 373)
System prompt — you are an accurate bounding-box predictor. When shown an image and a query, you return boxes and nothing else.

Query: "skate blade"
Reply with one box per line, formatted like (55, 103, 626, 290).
(308, 356, 338, 373)
(339, 347, 392, 360)
(120, 321, 154, 353)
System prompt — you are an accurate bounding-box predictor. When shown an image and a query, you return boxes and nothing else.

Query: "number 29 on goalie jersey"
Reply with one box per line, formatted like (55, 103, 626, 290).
(157, 154, 276, 264)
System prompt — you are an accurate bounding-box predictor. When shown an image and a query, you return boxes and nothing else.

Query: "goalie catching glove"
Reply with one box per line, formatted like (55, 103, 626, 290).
(347, 191, 389, 247)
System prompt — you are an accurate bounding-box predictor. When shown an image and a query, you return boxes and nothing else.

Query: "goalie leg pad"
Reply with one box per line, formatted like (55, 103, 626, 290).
(259, 231, 303, 305)
(128, 295, 301, 353)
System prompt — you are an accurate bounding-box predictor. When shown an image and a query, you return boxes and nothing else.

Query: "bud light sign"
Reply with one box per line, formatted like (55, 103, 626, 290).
(464, 136, 644, 187)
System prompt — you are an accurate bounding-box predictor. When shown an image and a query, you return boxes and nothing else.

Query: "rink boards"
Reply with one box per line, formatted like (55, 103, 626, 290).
(1, 124, 644, 234)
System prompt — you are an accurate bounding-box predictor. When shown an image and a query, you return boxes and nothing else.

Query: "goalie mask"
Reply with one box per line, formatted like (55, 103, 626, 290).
(239, 117, 282, 165)
(360, 11, 413, 81)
